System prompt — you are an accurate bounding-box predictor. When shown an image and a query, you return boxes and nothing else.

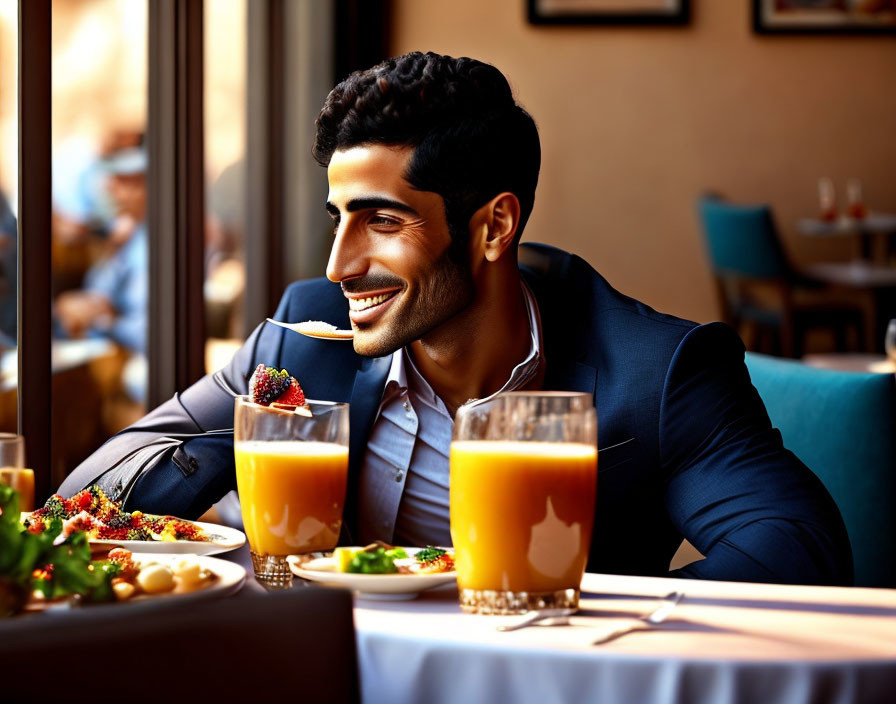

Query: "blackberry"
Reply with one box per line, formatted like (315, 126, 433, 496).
(250, 364, 292, 405)
(41, 495, 68, 520)
(105, 512, 133, 530)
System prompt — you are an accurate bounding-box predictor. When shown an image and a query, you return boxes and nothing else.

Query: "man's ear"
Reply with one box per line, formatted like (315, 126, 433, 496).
(469, 192, 521, 263)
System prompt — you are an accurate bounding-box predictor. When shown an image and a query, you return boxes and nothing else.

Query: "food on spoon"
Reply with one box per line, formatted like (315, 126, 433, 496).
(25, 485, 211, 544)
(266, 318, 354, 340)
(296, 320, 340, 335)
(249, 363, 308, 409)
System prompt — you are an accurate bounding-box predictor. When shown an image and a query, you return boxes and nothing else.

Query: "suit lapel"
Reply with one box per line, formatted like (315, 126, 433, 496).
(344, 354, 391, 539)
(348, 355, 392, 467)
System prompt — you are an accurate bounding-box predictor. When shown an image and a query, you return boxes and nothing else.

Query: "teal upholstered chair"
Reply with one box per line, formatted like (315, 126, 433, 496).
(698, 194, 863, 357)
(745, 352, 896, 587)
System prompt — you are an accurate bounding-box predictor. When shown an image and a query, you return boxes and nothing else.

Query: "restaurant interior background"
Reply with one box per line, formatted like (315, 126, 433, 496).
(0, 0, 895, 501)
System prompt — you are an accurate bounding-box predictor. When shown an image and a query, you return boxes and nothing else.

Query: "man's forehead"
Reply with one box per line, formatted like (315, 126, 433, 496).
(326, 144, 440, 211)
(329, 143, 413, 173)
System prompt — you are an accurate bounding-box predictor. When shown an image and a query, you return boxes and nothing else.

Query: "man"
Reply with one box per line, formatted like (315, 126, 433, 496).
(60, 52, 852, 585)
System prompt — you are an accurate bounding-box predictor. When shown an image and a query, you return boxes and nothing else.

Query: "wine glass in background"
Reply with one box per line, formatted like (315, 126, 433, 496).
(818, 177, 837, 222)
(0, 434, 32, 511)
(885, 319, 896, 367)
(846, 178, 867, 221)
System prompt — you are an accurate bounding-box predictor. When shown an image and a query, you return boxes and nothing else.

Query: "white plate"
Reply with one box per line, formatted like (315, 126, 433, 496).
(287, 550, 456, 599)
(91, 522, 246, 555)
(24, 553, 246, 613)
(129, 553, 247, 602)
(22, 513, 246, 556)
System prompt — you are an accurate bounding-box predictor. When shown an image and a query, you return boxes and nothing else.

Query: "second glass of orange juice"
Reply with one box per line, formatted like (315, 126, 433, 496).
(450, 392, 597, 614)
(234, 396, 349, 589)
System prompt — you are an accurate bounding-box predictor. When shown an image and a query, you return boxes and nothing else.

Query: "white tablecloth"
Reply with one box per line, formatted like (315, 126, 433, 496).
(353, 573, 896, 704)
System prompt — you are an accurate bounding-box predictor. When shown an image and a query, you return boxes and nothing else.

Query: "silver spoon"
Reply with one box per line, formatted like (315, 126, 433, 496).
(591, 590, 684, 645)
(266, 318, 354, 340)
(496, 607, 577, 632)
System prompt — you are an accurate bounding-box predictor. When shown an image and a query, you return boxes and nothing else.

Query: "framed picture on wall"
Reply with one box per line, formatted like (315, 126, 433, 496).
(753, 0, 896, 35)
(527, 0, 690, 26)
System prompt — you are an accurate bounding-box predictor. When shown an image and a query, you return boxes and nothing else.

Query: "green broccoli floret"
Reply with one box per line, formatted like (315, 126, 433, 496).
(415, 546, 447, 563)
(40, 494, 68, 520)
(346, 547, 407, 574)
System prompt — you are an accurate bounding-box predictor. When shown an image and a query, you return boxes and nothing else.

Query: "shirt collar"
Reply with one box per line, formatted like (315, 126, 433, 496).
(382, 280, 544, 405)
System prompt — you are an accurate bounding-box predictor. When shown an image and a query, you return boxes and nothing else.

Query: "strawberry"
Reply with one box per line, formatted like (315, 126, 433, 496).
(249, 363, 307, 406)
(276, 378, 306, 406)
(249, 363, 290, 405)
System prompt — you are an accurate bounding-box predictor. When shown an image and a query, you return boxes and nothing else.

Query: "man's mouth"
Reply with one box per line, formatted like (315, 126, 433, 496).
(345, 288, 402, 325)
(347, 290, 399, 312)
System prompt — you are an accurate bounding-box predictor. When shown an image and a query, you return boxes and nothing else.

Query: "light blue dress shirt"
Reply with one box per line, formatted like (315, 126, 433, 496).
(82, 223, 148, 354)
(357, 283, 544, 547)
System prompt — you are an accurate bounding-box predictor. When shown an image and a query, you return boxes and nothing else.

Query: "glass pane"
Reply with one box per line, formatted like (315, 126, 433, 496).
(0, 0, 18, 434)
(204, 0, 247, 373)
(51, 0, 148, 480)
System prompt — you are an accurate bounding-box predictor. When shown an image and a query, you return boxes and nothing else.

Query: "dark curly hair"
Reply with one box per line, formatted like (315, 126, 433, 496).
(313, 51, 540, 243)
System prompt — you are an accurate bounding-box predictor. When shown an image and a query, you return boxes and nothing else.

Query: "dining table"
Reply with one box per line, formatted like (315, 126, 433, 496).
(799, 260, 896, 353)
(228, 546, 896, 704)
(798, 213, 896, 264)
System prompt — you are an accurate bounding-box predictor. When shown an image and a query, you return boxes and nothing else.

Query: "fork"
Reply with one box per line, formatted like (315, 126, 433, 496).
(591, 590, 684, 645)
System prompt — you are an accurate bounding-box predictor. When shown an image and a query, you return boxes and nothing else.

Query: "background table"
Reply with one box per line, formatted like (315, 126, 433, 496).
(802, 261, 896, 352)
(803, 353, 895, 374)
(799, 213, 896, 263)
(351, 572, 896, 704)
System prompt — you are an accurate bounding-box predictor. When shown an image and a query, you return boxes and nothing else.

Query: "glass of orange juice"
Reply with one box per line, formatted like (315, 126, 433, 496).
(234, 396, 349, 589)
(0, 433, 32, 512)
(450, 392, 597, 614)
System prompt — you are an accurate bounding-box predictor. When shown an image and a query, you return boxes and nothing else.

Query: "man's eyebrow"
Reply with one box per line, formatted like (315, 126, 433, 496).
(325, 197, 419, 216)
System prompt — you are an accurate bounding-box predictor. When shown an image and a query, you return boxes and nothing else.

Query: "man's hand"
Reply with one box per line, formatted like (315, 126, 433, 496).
(55, 290, 116, 338)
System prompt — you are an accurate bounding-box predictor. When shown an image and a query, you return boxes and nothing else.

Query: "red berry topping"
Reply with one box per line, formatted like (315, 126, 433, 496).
(76, 490, 93, 511)
(249, 363, 292, 405)
(276, 378, 306, 406)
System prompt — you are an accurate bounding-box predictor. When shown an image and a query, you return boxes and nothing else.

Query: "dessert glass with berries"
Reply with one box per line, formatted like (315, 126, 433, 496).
(234, 365, 349, 589)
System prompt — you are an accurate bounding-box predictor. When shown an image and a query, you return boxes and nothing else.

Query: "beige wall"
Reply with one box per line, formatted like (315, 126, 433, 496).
(390, 0, 896, 323)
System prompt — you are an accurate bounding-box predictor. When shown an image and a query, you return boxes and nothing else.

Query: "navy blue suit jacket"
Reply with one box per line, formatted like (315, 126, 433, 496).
(60, 243, 853, 585)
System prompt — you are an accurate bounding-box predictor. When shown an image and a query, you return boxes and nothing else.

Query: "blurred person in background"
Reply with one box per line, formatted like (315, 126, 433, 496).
(205, 158, 246, 340)
(54, 136, 148, 403)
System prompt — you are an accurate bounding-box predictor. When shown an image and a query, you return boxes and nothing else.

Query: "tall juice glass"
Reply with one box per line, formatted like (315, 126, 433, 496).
(234, 397, 349, 589)
(450, 392, 597, 614)
(0, 434, 32, 512)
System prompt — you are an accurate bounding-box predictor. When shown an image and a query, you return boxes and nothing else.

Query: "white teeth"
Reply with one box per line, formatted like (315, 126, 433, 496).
(348, 292, 395, 312)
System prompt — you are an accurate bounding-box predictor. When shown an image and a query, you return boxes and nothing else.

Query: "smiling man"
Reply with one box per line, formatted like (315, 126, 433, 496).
(60, 52, 853, 585)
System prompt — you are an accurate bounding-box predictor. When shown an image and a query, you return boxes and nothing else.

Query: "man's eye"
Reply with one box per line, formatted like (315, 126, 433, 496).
(369, 215, 399, 227)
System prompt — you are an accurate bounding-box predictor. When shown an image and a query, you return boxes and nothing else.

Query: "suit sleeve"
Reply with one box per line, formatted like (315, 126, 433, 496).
(661, 323, 853, 586)
(57, 292, 294, 519)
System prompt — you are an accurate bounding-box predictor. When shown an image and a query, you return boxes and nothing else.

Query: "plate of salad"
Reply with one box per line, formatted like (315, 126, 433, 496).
(0, 484, 246, 618)
(22, 486, 245, 555)
(287, 544, 456, 598)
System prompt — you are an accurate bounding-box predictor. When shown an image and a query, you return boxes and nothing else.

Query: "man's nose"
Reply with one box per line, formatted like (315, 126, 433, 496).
(326, 224, 365, 283)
